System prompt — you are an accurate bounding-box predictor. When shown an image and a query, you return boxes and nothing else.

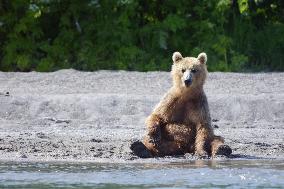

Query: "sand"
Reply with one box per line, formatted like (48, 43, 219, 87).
(0, 69, 283, 162)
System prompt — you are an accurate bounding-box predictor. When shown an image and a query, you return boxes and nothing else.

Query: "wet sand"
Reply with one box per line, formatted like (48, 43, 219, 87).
(0, 70, 283, 162)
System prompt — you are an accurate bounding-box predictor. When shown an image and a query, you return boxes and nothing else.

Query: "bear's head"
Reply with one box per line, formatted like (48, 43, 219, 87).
(171, 52, 208, 90)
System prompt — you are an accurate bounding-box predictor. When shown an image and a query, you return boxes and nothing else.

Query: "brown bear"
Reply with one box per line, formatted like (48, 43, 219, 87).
(136, 52, 232, 158)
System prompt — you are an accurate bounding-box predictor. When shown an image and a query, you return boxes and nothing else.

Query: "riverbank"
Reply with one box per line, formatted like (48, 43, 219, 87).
(0, 70, 283, 162)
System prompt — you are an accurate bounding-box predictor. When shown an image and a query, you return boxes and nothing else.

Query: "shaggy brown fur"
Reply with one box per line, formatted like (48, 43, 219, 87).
(143, 52, 232, 157)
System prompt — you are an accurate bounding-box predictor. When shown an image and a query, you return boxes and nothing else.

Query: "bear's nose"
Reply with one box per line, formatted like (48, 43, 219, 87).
(184, 79, 192, 86)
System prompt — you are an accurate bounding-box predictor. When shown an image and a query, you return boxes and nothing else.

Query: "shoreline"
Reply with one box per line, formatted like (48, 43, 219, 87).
(0, 70, 283, 162)
(0, 156, 283, 164)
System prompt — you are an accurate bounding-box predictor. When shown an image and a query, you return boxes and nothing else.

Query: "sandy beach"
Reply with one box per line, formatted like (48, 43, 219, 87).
(0, 69, 283, 162)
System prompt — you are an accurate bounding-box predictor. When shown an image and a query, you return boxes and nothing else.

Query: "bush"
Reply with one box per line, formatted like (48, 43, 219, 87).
(0, 0, 283, 72)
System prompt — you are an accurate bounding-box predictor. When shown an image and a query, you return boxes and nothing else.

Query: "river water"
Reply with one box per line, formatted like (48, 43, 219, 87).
(0, 160, 283, 188)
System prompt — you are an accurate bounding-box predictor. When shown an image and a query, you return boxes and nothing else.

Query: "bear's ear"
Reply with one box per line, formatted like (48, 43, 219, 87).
(197, 52, 207, 64)
(172, 52, 183, 63)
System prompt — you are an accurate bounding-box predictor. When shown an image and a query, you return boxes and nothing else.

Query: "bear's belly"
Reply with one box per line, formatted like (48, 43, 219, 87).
(162, 123, 196, 147)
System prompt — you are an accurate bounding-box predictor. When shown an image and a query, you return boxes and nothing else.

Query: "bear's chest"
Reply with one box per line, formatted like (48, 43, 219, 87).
(183, 102, 202, 123)
(169, 101, 202, 124)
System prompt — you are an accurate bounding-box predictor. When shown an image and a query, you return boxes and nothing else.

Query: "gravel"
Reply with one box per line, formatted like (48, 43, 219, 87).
(0, 69, 283, 162)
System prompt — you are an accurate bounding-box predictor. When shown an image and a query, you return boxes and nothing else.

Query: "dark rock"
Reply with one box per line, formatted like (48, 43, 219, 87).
(90, 138, 102, 143)
(213, 125, 219, 128)
(36, 132, 48, 139)
(52, 143, 59, 148)
(20, 154, 28, 158)
(93, 152, 103, 157)
(55, 119, 71, 124)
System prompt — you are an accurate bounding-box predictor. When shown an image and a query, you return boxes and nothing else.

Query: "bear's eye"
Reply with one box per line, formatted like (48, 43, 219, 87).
(191, 69, 197, 73)
(181, 69, 186, 73)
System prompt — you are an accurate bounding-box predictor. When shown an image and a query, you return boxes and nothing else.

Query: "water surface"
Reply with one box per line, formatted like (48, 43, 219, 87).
(0, 160, 283, 188)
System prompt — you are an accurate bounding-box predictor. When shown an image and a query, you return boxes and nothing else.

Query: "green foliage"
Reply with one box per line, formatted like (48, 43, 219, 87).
(0, 0, 283, 72)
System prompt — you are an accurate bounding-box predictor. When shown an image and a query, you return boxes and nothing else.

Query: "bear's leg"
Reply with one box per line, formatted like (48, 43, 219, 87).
(195, 123, 212, 157)
(145, 114, 164, 145)
(211, 136, 232, 157)
(143, 135, 183, 157)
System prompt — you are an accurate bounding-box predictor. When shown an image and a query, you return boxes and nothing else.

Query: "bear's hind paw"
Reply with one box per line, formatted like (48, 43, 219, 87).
(215, 145, 232, 157)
